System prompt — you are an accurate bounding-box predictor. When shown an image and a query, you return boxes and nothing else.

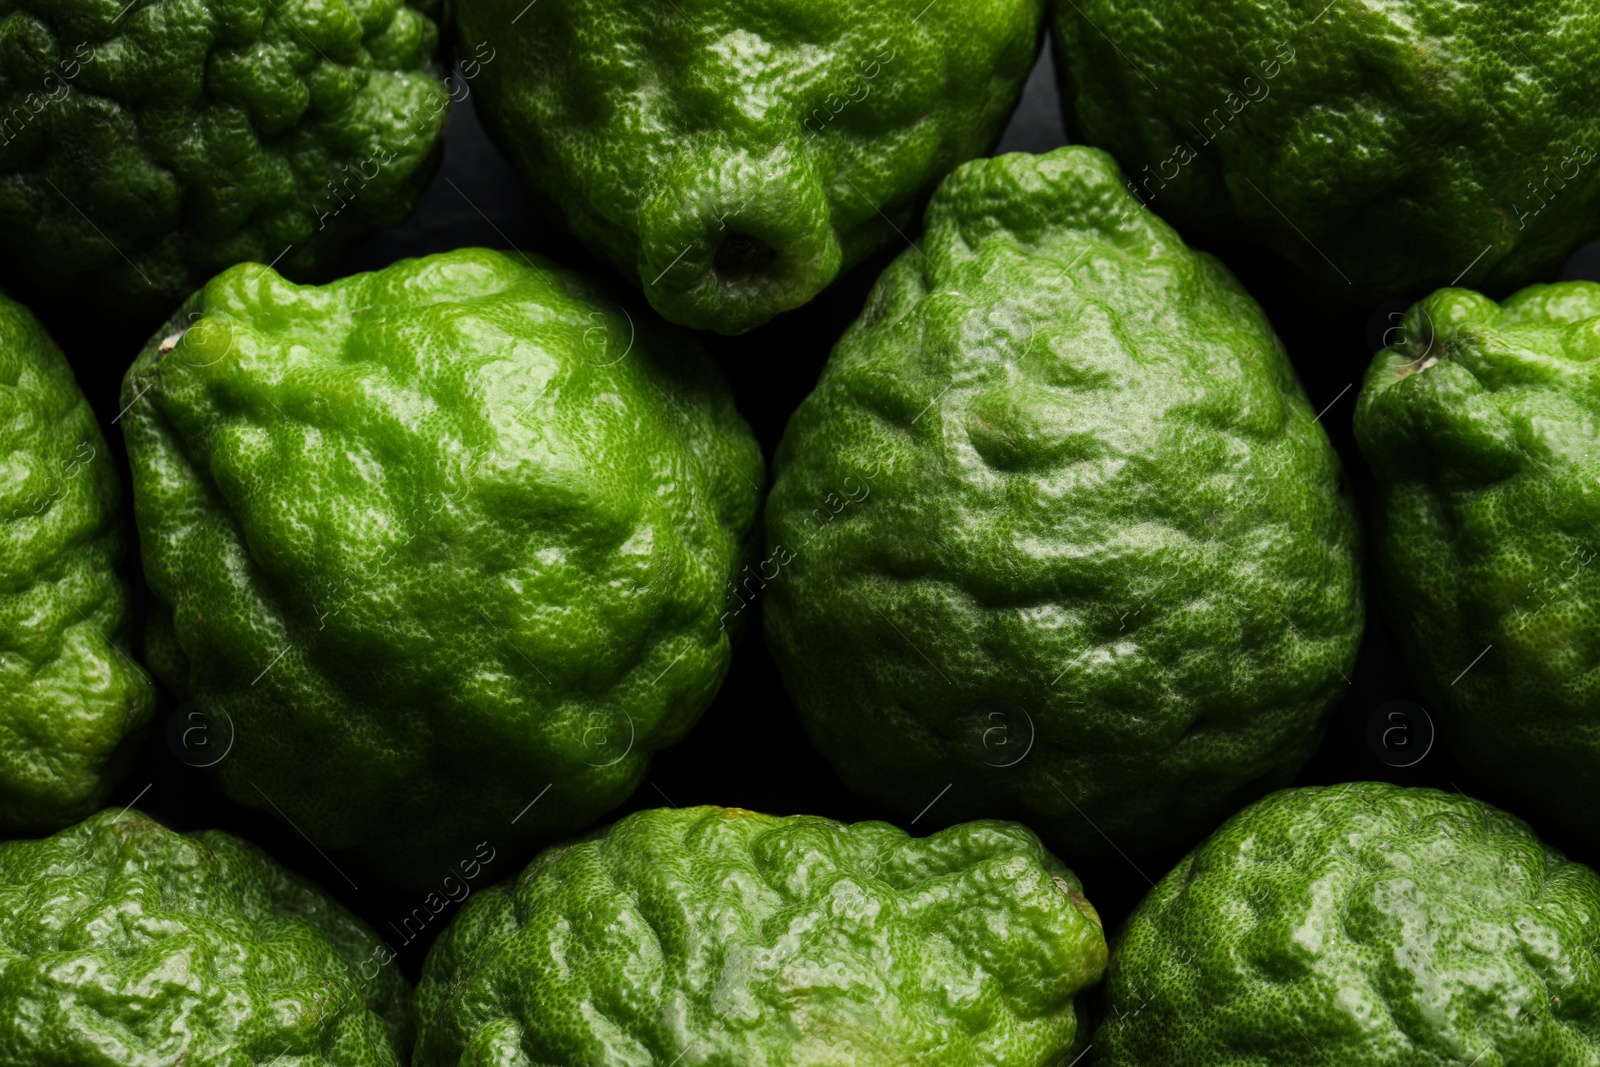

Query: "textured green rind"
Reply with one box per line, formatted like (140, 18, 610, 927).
(1355, 281, 1600, 845)
(0, 0, 447, 320)
(1095, 782, 1600, 1066)
(1053, 0, 1600, 302)
(120, 248, 764, 885)
(0, 809, 410, 1065)
(0, 289, 153, 834)
(764, 147, 1363, 860)
(454, 0, 1045, 335)
(413, 806, 1108, 1067)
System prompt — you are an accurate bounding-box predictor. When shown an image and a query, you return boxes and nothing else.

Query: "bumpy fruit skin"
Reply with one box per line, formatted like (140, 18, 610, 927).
(0, 289, 152, 834)
(1054, 0, 1600, 302)
(1096, 782, 1600, 1065)
(0, 0, 448, 320)
(765, 147, 1363, 860)
(455, 0, 1045, 335)
(1355, 282, 1600, 845)
(121, 249, 763, 886)
(0, 808, 411, 1064)
(414, 806, 1107, 1066)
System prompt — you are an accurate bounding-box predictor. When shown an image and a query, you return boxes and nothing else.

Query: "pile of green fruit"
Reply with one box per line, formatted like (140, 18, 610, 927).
(3, 0, 1600, 1061)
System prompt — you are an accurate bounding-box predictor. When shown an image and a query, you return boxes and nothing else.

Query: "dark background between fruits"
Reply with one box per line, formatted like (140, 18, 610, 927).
(43, 42, 1600, 983)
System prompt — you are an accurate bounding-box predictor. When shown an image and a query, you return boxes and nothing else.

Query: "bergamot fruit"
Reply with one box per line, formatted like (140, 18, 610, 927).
(0, 287, 152, 834)
(1053, 0, 1600, 302)
(1096, 782, 1600, 1065)
(454, 0, 1046, 334)
(0, 0, 449, 320)
(1355, 281, 1600, 846)
(0, 808, 412, 1065)
(413, 806, 1107, 1066)
(120, 248, 763, 886)
(764, 146, 1363, 860)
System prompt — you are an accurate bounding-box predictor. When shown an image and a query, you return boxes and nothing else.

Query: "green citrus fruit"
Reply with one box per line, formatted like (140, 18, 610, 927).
(1355, 281, 1600, 846)
(454, 0, 1046, 334)
(1054, 0, 1600, 302)
(764, 146, 1363, 860)
(0, 0, 448, 320)
(0, 287, 152, 834)
(121, 248, 763, 886)
(414, 806, 1107, 1066)
(1097, 782, 1600, 1065)
(0, 808, 411, 1064)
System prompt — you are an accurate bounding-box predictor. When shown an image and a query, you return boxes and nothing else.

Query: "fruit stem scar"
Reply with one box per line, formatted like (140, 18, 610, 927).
(713, 233, 777, 285)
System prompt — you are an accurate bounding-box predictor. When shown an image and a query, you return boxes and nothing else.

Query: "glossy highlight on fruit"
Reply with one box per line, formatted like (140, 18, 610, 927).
(455, 0, 1046, 333)
(0, 808, 411, 1065)
(0, 288, 152, 834)
(121, 248, 763, 885)
(0, 0, 449, 320)
(1054, 0, 1600, 302)
(414, 806, 1107, 1066)
(765, 146, 1363, 860)
(1097, 782, 1600, 1065)
(1355, 281, 1600, 846)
